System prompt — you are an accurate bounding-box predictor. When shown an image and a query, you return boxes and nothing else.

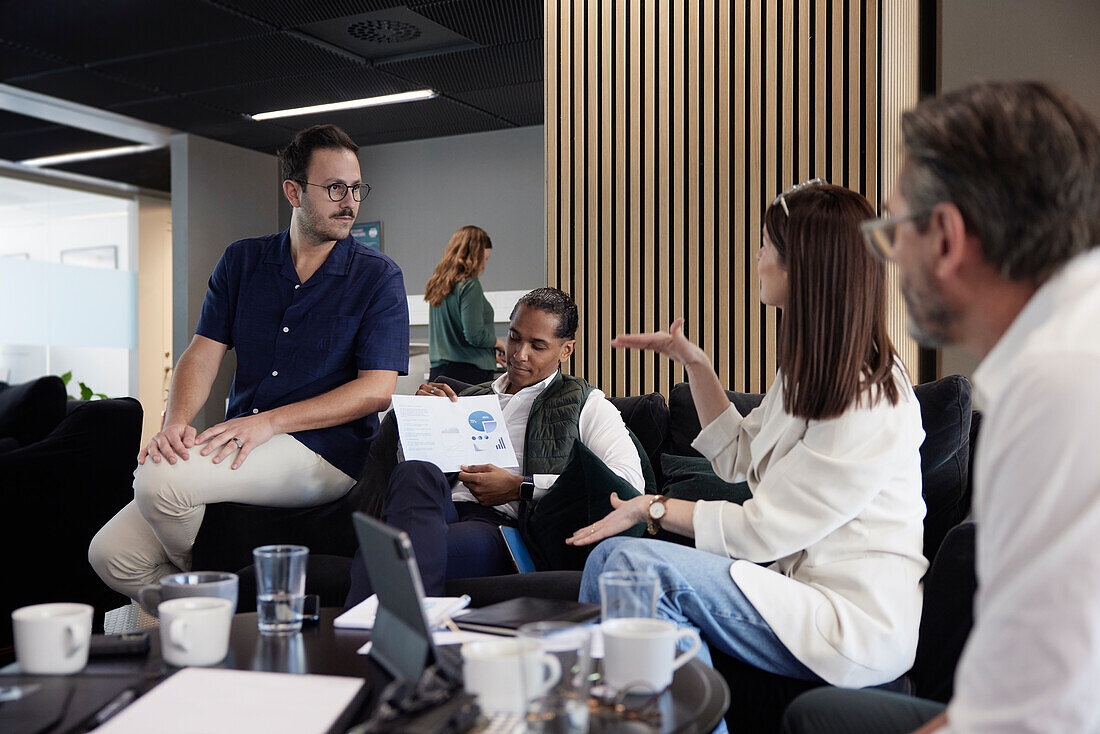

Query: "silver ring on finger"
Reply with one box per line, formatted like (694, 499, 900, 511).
(232, 437, 243, 449)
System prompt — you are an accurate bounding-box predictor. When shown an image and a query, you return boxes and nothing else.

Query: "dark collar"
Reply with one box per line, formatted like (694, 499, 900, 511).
(264, 229, 354, 286)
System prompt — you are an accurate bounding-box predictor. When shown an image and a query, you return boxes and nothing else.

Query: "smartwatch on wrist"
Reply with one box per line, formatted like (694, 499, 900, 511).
(647, 495, 670, 535)
(518, 475, 535, 502)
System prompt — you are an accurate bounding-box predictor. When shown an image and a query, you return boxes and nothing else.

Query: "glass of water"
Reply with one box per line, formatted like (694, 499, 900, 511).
(517, 622, 593, 733)
(252, 544, 308, 636)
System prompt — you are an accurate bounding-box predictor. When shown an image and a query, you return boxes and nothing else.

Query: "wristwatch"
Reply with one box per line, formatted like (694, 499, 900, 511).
(647, 495, 670, 535)
(518, 475, 535, 502)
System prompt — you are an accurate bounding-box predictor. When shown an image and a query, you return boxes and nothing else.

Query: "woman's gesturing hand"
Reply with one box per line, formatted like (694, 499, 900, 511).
(610, 318, 708, 368)
(566, 493, 651, 546)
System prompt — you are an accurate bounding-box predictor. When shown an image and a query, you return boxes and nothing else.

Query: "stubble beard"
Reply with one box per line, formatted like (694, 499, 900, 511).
(901, 269, 956, 348)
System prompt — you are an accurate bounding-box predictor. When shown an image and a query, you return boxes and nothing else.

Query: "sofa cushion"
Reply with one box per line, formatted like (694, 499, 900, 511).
(660, 453, 752, 504)
(0, 436, 19, 454)
(607, 392, 669, 479)
(0, 376, 67, 446)
(666, 381, 763, 457)
(912, 375, 973, 562)
(522, 440, 647, 571)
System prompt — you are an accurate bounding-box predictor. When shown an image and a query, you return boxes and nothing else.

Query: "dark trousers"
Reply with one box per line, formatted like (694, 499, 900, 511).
(430, 361, 495, 385)
(346, 461, 516, 604)
(781, 687, 946, 734)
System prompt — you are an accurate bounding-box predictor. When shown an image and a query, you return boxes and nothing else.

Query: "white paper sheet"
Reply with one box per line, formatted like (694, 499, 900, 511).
(391, 394, 518, 472)
(95, 667, 364, 734)
(333, 594, 470, 630)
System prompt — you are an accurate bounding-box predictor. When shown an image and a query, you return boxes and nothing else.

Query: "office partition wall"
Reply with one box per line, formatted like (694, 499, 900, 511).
(546, 0, 919, 396)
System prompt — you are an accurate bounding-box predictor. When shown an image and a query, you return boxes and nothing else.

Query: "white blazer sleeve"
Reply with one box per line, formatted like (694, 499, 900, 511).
(691, 401, 763, 482)
(693, 399, 915, 563)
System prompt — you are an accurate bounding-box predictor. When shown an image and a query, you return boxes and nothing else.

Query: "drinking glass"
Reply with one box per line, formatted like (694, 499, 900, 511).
(252, 544, 308, 636)
(517, 622, 593, 734)
(598, 570, 658, 621)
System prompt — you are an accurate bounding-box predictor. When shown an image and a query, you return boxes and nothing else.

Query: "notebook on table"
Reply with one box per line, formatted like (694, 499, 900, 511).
(452, 597, 599, 636)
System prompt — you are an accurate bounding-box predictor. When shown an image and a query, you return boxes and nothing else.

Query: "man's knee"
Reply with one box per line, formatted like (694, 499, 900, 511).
(385, 460, 450, 506)
(132, 459, 185, 517)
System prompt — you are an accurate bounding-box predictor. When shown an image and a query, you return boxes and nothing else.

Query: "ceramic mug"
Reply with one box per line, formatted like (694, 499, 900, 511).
(12, 602, 93, 674)
(461, 637, 562, 714)
(158, 597, 234, 667)
(600, 617, 701, 692)
(138, 571, 238, 617)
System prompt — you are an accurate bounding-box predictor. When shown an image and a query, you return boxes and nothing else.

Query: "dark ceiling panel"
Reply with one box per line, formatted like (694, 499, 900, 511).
(0, 40, 67, 79)
(108, 97, 246, 130)
(0, 126, 134, 164)
(186, 68, 406, 117)
(0, 0, 270, 65)
(380, 39, 541, 94)
(414, 0, 542, 45)
(0, 109, 67, 137)
(52, 147, 171, 192)
(452, 81, 543, 126)
(215, 1, 407, 29)
(8, 68, 157, 108)
(0, 1, 543, 158)
(95, 32, 359, 96)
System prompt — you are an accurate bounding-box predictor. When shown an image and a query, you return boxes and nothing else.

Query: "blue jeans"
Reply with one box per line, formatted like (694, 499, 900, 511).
(581, 537, 819, 679)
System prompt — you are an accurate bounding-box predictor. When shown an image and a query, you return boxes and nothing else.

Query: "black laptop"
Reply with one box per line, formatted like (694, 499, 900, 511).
(351, 512, 463, 683)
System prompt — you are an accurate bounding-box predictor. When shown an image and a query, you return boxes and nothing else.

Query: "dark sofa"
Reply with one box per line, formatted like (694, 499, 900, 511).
(0, 376, 142, 648)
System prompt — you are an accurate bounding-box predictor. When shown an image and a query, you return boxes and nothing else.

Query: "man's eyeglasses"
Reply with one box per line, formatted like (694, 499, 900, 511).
(860, 210, 928, 262)
(772, 177, 827, 216)
(296, 180, 371, 202)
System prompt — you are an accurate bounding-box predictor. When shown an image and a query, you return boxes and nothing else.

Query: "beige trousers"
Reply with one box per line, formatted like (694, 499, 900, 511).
(88, 433, 354, 601)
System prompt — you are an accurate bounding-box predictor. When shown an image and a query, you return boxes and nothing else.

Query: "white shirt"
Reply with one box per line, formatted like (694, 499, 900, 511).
(690, 363, 928, 687)
(944, 248, 1100, 733)
(449, 372, 646, 518)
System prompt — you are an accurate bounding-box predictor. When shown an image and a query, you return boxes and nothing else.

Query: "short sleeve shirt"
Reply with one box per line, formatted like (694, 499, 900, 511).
(195, 230, 410, 479)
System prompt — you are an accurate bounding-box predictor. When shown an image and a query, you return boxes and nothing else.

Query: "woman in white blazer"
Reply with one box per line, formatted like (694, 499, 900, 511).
(568, 182, 927, 691)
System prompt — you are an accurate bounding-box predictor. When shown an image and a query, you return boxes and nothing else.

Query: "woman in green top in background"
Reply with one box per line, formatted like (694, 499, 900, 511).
(425, 225, 506, 384)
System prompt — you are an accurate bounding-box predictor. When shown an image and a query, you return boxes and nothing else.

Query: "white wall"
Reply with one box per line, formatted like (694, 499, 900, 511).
(937, 0, 1100, 387)
(170, 133, 279, 430)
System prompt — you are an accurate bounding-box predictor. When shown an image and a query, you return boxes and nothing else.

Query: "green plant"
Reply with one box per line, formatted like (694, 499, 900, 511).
(60, 371, 109, 401)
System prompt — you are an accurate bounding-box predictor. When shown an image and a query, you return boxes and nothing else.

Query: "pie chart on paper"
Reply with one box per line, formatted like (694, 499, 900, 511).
(467, 410, 498, 433)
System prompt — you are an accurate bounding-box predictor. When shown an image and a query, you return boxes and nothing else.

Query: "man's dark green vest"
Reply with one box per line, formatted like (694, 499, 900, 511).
(460, 372, 592, 475)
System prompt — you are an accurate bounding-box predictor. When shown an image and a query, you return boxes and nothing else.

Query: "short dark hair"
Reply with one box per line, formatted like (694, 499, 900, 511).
(278, 125, 359, 183)
(511, 287, 579, 340)
(900, 81, 1100, 283)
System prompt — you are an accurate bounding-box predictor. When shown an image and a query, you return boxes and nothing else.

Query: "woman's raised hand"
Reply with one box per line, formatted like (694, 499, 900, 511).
(610, 318, 708, 367)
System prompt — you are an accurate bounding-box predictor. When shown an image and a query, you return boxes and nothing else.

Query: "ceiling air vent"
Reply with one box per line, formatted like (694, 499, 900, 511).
(300, 8, 476, 61)
(346, 20, 422, 44)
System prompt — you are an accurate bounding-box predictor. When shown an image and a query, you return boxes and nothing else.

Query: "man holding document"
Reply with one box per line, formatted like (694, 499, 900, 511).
(347, 288, 646, 602)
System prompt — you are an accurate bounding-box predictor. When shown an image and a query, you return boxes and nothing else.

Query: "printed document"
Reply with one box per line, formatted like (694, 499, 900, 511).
(391, 394, 518, 472)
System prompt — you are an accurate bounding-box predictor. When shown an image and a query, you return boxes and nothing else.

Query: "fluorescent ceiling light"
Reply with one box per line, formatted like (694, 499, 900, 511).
(21, 144, 160, 167)
(251, 89, 437, 121)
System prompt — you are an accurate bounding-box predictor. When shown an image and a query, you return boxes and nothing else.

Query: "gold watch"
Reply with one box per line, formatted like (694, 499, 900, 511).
(646, 495, 670, 535)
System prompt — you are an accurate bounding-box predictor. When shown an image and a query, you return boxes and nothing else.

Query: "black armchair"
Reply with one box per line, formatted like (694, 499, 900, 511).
(0, 377, 142, 647)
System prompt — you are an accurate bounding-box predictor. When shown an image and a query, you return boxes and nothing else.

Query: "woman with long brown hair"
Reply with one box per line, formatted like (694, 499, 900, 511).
(569, 182, 927, 697)
(424, 225, 505, 384)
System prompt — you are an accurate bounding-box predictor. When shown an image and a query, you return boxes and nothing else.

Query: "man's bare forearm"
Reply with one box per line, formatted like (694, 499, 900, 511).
(263, 370, 397, 434)
(163, 336, 227, 426)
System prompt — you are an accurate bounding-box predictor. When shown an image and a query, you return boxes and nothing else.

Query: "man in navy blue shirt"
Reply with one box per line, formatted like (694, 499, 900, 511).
(90, 125, 409, 602)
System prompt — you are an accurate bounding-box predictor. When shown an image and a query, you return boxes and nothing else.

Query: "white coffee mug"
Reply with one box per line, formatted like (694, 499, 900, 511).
(158, 597, 234, 667)
(600, 617, 702, 692)
(12, 602, 93, 674)
(461, 638, 562, 714)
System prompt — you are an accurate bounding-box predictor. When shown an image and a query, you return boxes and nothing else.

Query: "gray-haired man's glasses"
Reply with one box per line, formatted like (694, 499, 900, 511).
(296, 180, 371, 202)
(772, 178, 828, 216)
(860, 210, 928, 262)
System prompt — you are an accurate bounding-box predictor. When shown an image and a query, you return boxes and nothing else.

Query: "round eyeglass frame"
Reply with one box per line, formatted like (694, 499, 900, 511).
(295, 180, 371, 202)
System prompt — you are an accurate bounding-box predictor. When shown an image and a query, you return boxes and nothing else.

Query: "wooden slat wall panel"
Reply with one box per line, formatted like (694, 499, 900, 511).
(547, 0, 919, 397)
